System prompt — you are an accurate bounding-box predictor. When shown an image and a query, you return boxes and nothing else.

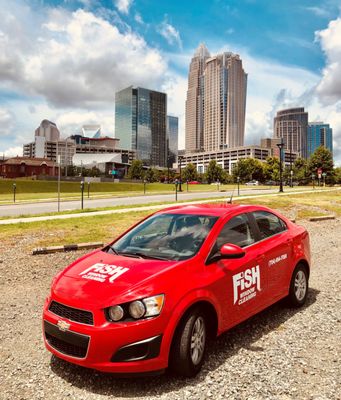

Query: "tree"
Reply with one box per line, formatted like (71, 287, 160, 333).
(145, 167, 160, 182)
(232, 158, 265, 182)
(334, 167, 341, 184)
(206, 160, 225, 183)
(183, 163, 198, 182)
(128, 160, 144, 180)
(307, 146, 334, 183)
(292, 157, 309, 184)
(263, 157, 280, 182)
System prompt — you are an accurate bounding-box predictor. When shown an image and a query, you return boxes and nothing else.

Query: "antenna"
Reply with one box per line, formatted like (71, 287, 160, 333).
(226, 186, 235, 204)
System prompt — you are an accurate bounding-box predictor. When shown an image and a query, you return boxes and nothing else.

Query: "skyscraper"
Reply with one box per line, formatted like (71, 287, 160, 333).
(185, 43, 210, 152)
(185, 45, 247, 153)
(273, 108, 308, 158)
(204, 52, 247, 151)
(307, 122, 333, 157)
(115, 86, 167, 167)
(167, 115, 179, 166)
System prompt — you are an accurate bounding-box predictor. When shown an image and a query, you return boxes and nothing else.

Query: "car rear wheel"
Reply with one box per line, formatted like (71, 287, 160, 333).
(287, 264, 309, 307)
(169, 308, 207, 377)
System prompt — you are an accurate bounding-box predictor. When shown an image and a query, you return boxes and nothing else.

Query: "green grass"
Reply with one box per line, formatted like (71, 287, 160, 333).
(0, 179, 244, 203)
(1, 189, 339, 249)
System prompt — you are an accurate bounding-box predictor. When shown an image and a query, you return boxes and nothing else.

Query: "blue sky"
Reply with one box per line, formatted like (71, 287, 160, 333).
(0, 0, 341, 164)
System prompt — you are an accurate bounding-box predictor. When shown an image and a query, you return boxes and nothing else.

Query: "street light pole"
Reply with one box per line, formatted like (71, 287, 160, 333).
(237, 176, 240, 196)
(277, 137, 284, 193)
(80, 181, 84, 210)
(57, 155, 61, 212)
(178, 156, 183, 192)
(175, 179, 178, 201)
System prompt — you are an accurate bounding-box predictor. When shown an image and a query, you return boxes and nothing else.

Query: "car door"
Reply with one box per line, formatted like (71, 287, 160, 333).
(206, 213, 267, 331)
(250, 210, 291, 300)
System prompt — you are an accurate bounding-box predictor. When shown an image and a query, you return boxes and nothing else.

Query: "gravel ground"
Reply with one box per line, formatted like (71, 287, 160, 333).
(0, 219, 340, 400)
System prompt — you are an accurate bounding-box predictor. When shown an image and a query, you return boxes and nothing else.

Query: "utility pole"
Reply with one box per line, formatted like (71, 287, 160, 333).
(57, 155, 61, 212)
(277, 137, 284, 193)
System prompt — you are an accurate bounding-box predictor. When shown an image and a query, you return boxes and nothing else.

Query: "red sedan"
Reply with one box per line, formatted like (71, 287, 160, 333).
(43, 204, 310, 377)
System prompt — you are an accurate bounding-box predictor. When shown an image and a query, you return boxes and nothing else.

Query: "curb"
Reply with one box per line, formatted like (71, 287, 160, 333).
(32, 242, 103, 255)
(308, 215, 335, 222)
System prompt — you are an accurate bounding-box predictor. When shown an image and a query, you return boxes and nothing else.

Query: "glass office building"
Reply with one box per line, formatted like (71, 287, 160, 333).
(274, 108, 308, 158)
(115, 86, 167, 167)
(167, 116, 179, 167)
(307, 122, 333, 158)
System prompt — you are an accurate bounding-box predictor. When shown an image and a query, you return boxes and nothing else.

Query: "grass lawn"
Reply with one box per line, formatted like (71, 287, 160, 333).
(0, 189, 339, 250)
(0, 179, 243, 203)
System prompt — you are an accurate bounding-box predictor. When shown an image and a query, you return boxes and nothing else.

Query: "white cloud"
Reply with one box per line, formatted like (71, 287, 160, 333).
(2, 146, 22, 157)
(305, 6, 331, 18)
(161, 74, 187, 149)
(0, 4, 166, 109)
(115, 0, 132, 15)
(134, 13, 144, 24)
(315, 17, 341, 105)
(158, 17, 182, 49)
(0, 108, 14, 135)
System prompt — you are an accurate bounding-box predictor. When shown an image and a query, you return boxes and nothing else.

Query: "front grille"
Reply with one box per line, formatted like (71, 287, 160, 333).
(49, 301, 94, 325)
(44, 320, 90, 359)
(46, 333, 88, 358)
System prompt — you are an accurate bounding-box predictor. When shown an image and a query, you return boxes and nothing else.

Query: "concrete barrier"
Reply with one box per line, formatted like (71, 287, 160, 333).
(308, 215, 335, 222)
(32, 242, 103, 255)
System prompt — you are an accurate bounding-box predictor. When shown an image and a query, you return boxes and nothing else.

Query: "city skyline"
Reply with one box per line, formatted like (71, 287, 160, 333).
(0, 1, 340, 165)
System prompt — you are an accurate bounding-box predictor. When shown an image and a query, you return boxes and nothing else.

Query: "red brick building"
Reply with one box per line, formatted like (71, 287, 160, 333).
(0, 157, 58, 179)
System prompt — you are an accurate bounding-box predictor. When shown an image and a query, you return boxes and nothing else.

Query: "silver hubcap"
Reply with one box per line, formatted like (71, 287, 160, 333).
(190, 316, 206, 365)
(294, 270, 307, 301)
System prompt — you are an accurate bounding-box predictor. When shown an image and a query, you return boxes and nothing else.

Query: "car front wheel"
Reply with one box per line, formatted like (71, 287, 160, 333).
(169, 308, 207, 377)
(287, 264, 309, 307)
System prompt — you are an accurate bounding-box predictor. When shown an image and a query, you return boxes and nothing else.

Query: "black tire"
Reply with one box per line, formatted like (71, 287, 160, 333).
(169, 307, 207, 377)
(287, 264, 309, 307)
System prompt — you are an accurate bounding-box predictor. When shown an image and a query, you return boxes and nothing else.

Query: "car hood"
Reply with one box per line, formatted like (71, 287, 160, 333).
(53, 250, 178, 307)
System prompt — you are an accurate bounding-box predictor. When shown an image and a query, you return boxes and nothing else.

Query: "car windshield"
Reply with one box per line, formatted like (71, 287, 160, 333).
(109, 213, 219, 261)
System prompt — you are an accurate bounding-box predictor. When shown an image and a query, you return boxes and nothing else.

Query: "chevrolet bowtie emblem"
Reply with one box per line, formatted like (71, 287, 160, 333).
(57, 320, 71, 332)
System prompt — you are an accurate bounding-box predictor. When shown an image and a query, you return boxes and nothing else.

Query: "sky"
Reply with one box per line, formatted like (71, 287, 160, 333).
(0, 0, 341, 165)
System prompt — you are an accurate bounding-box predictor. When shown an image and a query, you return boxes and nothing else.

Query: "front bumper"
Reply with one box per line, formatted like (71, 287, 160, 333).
(42, 297, 169, 374)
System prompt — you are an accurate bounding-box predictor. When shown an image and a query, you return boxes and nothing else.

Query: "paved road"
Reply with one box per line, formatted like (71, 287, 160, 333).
(0, 188, 279, 217)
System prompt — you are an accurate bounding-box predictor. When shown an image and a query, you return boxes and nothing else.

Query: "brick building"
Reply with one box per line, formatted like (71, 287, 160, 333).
(0, 157, 58, 179)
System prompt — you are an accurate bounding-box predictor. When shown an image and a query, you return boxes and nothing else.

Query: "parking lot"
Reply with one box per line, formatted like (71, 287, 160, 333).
(0, 218, 340, 400)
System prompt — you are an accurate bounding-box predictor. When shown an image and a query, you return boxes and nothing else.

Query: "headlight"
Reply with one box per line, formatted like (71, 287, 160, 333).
(129, 300, 146, 319)
(143, 294, 164, 317)
(106, 294, 165, 322)
(108, 305, 124, 321)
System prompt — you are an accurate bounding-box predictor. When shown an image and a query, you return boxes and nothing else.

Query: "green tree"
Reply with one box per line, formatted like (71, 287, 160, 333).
(145, 167, 160, 182)
(263, 157, 280, 182)
(183, 163, 198, 182)
(128, 160, 144, 180)
(232, 158, 265, 182)
(293, 157, 309, 184)
(206, 160, 225, 183)
(307, 146, 334, 183)
(334, 167, 341, 184)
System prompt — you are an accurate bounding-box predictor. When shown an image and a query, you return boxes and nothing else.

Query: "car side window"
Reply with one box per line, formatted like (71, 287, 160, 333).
(216, 214, 255, 249)
(253, 211, 287, 239)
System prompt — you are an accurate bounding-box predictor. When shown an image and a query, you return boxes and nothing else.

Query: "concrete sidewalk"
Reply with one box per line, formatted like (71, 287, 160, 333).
(0, 188, 338, 225)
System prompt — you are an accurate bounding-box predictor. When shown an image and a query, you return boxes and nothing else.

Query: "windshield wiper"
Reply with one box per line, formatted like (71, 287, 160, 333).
(105, 246, 118, 255)
(117, 251, 168, 261)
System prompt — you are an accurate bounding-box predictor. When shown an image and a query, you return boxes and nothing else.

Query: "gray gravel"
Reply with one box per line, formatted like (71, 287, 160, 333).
(0, 219, 340, 400)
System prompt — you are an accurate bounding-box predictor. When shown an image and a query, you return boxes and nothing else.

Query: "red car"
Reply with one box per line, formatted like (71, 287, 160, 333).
(43, 204, 310, 377)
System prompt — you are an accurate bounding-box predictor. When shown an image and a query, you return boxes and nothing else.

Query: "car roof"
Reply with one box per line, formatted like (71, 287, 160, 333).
(156, 203, 266, 218)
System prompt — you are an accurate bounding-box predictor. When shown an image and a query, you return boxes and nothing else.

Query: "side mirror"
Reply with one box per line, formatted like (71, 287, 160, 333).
(220, 243, 245, 259)
(206, 243, 245, 265)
